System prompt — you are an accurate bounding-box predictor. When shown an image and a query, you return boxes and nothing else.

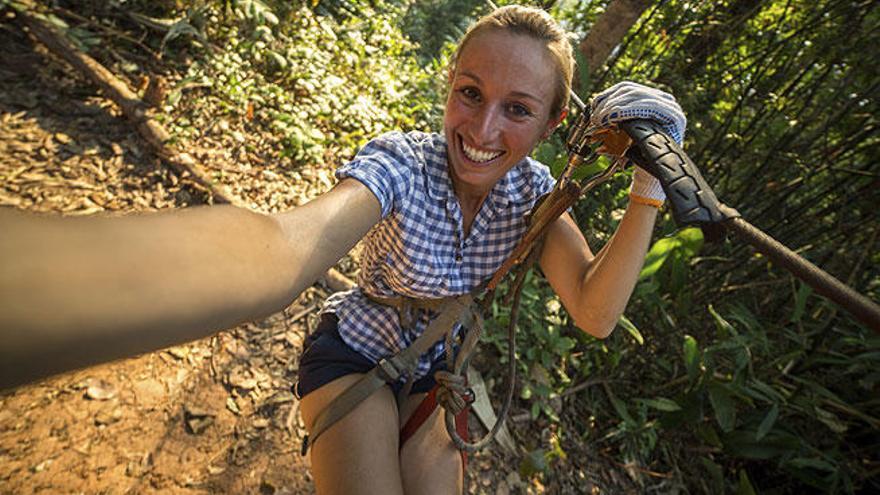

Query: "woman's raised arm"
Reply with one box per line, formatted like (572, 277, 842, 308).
(0, 178, 380, 389)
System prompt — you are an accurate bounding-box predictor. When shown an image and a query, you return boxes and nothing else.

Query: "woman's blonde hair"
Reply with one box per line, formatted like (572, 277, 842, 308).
(451, 4, 574, 119)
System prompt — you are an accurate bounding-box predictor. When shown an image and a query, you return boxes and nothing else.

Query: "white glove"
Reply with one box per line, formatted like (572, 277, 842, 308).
(590, 81, 687, 206)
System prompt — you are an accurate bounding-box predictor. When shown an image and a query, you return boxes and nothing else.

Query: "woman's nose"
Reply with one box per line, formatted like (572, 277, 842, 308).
(468, 105, 501, 143)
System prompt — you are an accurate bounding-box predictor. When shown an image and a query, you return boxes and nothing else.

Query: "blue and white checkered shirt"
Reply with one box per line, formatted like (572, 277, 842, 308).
(322, 131, 556, 379)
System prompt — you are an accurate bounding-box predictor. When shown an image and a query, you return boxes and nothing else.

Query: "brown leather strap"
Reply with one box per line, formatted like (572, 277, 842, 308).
(363, 292, 450, 330)
(363, 293, 448, 311)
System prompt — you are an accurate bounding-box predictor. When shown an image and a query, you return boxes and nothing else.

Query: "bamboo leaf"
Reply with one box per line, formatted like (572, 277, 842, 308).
(755, 403, 779, 441)
(607, 391, 635, 425)
(786, 457, 836, 472)
(708, 382, 736, 432)
(700, 457, 725, 493)
(618, 314, 644, 345)
(736, 470, 758, 495)
(791, 281, 812, 322)
(683, 334, 699, 380)
(641, 397, 682, 412)
(708, 304, 736, 338)
(676, 227, 704, 257)
(639, 236, 679, 280)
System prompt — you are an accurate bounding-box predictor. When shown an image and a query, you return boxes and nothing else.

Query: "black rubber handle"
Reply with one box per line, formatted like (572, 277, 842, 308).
(619, 119, 739, 231)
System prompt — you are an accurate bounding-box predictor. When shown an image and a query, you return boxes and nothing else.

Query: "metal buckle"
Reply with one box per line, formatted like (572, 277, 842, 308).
(463, 387, 475, 405)
(376, 358, 401, 382)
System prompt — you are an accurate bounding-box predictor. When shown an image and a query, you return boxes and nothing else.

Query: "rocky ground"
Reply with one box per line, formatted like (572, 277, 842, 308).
(0, 10, 630, 494)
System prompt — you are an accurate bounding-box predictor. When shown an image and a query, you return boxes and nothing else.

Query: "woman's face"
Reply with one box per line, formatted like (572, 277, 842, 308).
(444, 29, 563, 197)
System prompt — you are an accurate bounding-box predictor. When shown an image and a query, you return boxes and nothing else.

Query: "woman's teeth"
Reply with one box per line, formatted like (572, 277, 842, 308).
(462, 142, 501, 163)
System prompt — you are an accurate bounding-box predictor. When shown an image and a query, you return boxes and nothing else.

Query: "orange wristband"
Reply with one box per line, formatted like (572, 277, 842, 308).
(629, 193, 664, 208)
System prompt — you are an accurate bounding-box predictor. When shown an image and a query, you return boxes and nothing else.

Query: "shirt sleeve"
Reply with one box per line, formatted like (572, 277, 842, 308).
(530, 160, 557, 198)
(335, 132, 417, 218)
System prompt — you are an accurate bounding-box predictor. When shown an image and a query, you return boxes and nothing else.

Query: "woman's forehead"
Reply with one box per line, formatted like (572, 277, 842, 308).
(455, 30, 557, 102)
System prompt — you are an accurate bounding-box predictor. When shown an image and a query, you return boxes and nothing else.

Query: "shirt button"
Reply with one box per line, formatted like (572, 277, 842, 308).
(455, 253, 462, 262)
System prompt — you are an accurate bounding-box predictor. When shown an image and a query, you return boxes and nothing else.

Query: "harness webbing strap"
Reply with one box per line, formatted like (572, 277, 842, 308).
(302, 294, 473, 454)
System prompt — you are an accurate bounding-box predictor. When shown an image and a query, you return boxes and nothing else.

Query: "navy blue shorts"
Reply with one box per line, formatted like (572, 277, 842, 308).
(294, 314, 447, 399)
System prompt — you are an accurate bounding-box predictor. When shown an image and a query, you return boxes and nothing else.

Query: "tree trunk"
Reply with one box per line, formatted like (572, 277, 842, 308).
(577, 0, 654, 74)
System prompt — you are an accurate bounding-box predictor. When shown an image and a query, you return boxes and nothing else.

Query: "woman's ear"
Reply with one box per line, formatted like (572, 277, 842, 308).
(542, 108, 568, 139)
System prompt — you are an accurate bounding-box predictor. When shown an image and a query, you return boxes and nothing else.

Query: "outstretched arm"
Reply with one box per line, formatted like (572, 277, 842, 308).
(0, 178, 380, 389)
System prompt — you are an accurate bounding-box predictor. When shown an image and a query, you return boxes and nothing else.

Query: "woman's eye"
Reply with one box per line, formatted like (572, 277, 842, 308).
(458, 87, 480, 102)
(509, 103, 533, 118)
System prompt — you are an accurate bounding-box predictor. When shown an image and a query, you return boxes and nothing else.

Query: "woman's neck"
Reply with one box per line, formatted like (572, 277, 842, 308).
(451, 180, 490, 236)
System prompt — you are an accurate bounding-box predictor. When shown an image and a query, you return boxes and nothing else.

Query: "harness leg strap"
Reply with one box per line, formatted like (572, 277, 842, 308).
(400, 385, 469, 469)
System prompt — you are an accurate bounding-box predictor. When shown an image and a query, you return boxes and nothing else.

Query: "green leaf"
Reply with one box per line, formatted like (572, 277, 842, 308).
(696, 423, 722, 448)
(791, 281, 812, 322)
(571, 45, 591, 99)
(747, 379, 786, 403)
(708, 304, 736, 338)
(722, 430, 802, 460)
(262, 10, 279, 25)
(676, 227, 705, 256)
(813, 407, 848, 434)
(708, 382, 736, 432)
(641, 397, 682, 412)
(268, 50, 288, 69)
(553, 336, 575, 353)
(640, 236, 679, 280)
(617, 314, 644, 345)
(700, 457, 725, 494)
(736, 470, 758, 495)
(786, 457, 836, 472)
(755, 403, 779, 441)
(608, 392, 635, 425)
(683, 334, 699, 380)
(519, 448, 548, 477)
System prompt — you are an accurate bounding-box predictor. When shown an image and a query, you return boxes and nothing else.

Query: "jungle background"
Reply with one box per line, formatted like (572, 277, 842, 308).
(0, 0, 877, 493)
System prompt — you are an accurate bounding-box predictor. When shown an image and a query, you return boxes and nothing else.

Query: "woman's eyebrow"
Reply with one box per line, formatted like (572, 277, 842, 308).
(457, 70, 543, 104)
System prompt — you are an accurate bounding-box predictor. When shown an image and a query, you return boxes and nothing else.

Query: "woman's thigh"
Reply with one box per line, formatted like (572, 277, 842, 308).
(399, 393, 463, 495)
(300, 374, 404, 495)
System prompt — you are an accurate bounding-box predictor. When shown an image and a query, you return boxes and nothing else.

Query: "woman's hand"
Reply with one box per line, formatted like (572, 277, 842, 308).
(590, 81, 687, 207)
(589, 81, 686, 144)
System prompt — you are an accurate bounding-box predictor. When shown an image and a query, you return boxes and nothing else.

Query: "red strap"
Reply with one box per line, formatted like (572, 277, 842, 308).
(399, 385, 469, 468)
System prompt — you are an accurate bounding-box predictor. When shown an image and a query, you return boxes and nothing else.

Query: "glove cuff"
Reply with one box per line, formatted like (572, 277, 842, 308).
(630, 167, 665, 207)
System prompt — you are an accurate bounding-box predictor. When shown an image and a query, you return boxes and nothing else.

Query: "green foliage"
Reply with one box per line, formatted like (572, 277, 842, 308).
(484, 271, 579, 422)
(532, 0, 880, 491)
(399, 0, 487, 65)
(156, 1, 443, 165)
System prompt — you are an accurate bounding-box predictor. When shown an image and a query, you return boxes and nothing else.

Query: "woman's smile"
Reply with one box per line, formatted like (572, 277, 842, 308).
(460, 138, 503, 165)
